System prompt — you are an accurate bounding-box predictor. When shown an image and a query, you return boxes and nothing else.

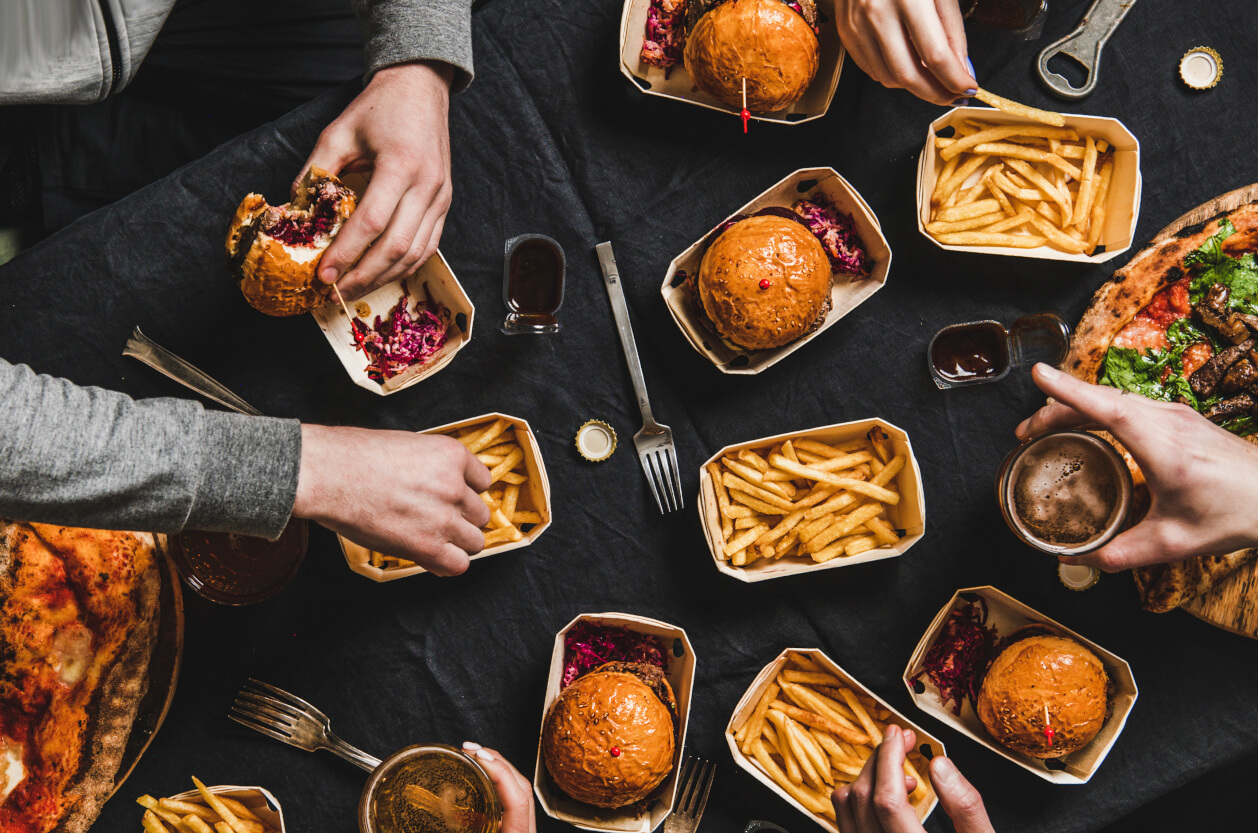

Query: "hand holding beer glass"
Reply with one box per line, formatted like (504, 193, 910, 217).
(1012, 363, 1258, 572)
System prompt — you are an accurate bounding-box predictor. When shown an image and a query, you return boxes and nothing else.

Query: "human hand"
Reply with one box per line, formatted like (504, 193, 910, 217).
(297, 61, 454, 301)
(462, 743, 536, 833)
(833, 0, 977, 105)
(293, 425, 491, 575)
(1015, 363, 1258, 571)
(832, 724, 995, 833)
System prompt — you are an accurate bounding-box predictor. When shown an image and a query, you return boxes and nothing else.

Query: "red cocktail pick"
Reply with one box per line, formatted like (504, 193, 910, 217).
(1043, 705, 1055, 745)
(333, 284, 366, 350)
(741, 77, 750, 134)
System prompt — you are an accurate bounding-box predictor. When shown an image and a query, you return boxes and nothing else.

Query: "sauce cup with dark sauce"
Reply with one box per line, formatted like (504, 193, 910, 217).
(501, 234, 564, 335)
(928, 312, 1071, 390)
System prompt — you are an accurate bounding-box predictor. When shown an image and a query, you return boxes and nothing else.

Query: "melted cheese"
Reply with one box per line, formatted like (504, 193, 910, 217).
(1111, 317, 1168, 353)
(0, 738, 25, 802)
(51, 625, 94, 686)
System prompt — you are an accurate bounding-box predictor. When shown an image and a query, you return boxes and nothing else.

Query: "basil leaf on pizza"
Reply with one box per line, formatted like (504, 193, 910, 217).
(1185, 219, 1258, 315)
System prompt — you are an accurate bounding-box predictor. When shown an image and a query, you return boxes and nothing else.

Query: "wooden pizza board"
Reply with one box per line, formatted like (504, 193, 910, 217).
(1142, 181, 1258, 638)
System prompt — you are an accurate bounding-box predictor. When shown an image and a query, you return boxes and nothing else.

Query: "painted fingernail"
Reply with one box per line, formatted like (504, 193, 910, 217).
(952, 97, 971, 107)
(932, 756, 959, 786)
(320, 267, 338, 284)
(463, 741, 483, 751)
(965, 56, 976, 81)
(475, 749, 493, 762)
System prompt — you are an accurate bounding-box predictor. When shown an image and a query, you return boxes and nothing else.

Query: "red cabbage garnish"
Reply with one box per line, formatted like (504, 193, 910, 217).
(561, 622, 668, 689)
(792, 198, 870, 277)
(351, 282, 448, 384)
(640, 0, 688, 74)
(909, 598, 997, 716)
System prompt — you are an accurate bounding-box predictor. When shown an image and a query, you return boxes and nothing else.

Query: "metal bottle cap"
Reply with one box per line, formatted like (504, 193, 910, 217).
(1058, 562, 1100, 591)
(576, 420, 617, 462)
(1180, 47, 1222, 90)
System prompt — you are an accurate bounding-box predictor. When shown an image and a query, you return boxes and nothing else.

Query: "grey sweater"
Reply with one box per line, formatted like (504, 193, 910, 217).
(0, 0, 474, 537)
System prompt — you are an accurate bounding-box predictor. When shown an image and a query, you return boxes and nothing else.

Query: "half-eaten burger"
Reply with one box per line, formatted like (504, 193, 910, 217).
(541, 661, 677, 809)
(976, 625, 1112, 759)
(226, 166, 357, 316)
(683, 0, 820, 113)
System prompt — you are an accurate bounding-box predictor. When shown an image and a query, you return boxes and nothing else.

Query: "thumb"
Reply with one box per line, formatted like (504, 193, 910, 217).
(930, 757, 995, 833)
(293, 126, 356, 198)
(1066, 516, 1178, 572)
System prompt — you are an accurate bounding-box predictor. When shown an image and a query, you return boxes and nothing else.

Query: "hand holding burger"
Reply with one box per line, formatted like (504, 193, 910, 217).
(833, 724, 996, 833)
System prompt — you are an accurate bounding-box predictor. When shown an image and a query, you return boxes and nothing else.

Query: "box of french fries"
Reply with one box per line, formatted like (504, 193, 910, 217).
(532, 613, 696, 833)
(904, 586, 1138, 784)
(727, 649, 944, 829)
(662, 168, 892, 375)
(617, 0, 845, 126)
(339, 412, 551, 581)
(699, 419, 925, 581)
(311, 251, 475, 396)
(138, 779, 284, 833)
(916, 105, 1141, 262)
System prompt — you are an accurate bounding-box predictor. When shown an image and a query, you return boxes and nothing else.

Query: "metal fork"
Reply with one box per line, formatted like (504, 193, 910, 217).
(596, 242, 684, 513)
(664, 757, 716, 833)
(229, 679, 382, 772)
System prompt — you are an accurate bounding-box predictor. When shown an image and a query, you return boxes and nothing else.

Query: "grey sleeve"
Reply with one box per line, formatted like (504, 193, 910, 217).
(353, 0, 474, 92)
(0, 360, 301, 539)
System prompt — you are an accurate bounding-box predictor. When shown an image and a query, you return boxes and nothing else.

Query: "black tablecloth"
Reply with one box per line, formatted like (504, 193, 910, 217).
(4, 1, 1258, 831)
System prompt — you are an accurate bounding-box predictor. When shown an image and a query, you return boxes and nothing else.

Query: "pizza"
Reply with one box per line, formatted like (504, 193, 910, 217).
(1066, 200, 1258, 612)
(0, 523, 161, 833)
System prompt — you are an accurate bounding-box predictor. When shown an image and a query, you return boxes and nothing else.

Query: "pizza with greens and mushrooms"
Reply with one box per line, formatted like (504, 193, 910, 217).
(1066, 202, 1258, 612)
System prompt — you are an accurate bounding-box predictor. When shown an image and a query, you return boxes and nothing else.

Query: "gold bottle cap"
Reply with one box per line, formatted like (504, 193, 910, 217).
(1180, 47, 1222, 90)
(575, 420, 617, 462)
(1058, 562, 1100, 592)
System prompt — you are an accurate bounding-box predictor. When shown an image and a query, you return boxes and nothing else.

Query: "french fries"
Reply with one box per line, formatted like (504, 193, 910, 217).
(137, 781, 279, 833)
(733, 654, 936, 821)
(707, 428, 907, 567)
(364, 417, 542, 570)
(927, 104, 1116, 255)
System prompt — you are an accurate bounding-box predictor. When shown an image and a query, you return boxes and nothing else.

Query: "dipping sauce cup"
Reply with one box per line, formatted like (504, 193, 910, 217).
(929, 312, 1070, 390)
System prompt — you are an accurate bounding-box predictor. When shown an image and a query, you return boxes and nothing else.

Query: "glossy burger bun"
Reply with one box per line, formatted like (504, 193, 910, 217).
(697, 214, 832, 351)
(976, 632, 1111, 759)
(541, 663, 677, 809)
(225, 166, 357, 317)
(684, 0, 820, 113)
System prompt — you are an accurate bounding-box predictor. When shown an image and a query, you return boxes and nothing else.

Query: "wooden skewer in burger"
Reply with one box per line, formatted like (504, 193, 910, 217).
(684, 0, 821, 115)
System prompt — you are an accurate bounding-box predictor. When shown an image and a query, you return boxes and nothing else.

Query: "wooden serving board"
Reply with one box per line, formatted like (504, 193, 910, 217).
(1144, 182, 1258, 638)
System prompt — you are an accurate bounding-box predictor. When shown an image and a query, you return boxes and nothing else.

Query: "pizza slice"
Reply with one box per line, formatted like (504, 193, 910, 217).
(1065, 201, 1258, 612)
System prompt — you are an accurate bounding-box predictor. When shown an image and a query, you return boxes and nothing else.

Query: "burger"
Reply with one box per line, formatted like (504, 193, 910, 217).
(541, 661, 678, 809)
(976, 626, 1112, 759)
(683, 0, 820, 113)
(226, 166, 357, 316)
(691, 212, 833, 351)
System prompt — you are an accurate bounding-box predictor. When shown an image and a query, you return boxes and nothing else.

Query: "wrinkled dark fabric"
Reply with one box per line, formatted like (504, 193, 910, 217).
(1, 0, 1257, 832)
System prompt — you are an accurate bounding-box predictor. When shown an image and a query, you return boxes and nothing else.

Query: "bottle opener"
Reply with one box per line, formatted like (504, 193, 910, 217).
(1036, 0, 1138, 100)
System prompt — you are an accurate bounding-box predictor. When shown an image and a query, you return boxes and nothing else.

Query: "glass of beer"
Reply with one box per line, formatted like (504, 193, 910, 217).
(996, 430, 1133, 555)
(360, 744, 501, 833)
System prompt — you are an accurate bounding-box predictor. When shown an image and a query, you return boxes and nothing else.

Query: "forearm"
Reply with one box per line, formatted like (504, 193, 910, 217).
(353, 0, 474, 91)
(0, 360, 300, 538)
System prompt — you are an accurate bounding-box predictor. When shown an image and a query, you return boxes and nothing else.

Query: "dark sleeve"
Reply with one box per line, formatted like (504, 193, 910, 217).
(353, 0, 475, 92)
(0, 360, 301, 539)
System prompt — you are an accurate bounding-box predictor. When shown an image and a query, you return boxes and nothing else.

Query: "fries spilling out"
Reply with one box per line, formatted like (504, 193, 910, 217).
(732, 652, 936, 822)
(363, 416, 542, 571)
(138, 779, 280, 833)
(706, 427, 907, 568)
(927, 98, 1116, 256)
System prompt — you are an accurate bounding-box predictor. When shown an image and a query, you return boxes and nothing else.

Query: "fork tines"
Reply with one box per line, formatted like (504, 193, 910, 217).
(644, 444, 684, 513)
(229, 678, 323, 748)
(673, 756, 715, 823)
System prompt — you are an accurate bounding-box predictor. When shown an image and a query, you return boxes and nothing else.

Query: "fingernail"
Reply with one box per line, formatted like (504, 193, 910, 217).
(320, 267, 338, 284)
(463, 741, 482, 751)
(475, 749, 493, 762)
(933, 756, 959, 786)
(1015, 419, 1030, 440)
(1036, 362, 1060, 379)
(952, 97, 971, 107)
(965, 57, 975, 77)
(886, 724, 899, 740)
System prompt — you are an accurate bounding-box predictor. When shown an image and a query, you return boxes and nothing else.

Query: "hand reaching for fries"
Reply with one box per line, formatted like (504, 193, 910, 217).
(1016, 363, 1258, 571)
(293, 425, 492, 577)
(832, 726, 996, 833)
(832, 0, 977, 105)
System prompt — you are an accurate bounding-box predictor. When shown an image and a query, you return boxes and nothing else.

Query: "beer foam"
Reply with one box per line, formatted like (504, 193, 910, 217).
(1011, 436, 1120, 547)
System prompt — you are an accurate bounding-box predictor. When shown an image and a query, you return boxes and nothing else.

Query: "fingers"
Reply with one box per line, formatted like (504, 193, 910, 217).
(317, 166, 410, 289)
(463, 486, 492, 529)
(448, 516, 487, 558)
(1015, 399, 1097, 440)
(871, 725, 922, 832)
(465, 451, 494, 494)
(464, 744, 535, 833)
(902, 5, 977, 96)
(1066, 517, 1180, 572)
(334, 187, 428, 299)
(929, 757, 995, 833)
(295, 126, 356, 198)
(846, 752, 883, 833)
(934, 0, 972, 70)
(1026, 364, 1179, 458)
(832, 784, 859, 833)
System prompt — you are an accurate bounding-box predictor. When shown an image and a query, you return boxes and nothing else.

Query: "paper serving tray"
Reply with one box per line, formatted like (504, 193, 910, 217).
(533, 613, 696, 833)
(916, 106, 1141, 263)
(311, 251, 474, 395)
(339, 412, 552, 581)
(167, 785, 286, 833)
(617, 0, 845, 125)
(726, 648, 943, 830)
(699, 418, 925, 582)
(904, 586, 1138, 784)
(662, 168, 891, 375)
